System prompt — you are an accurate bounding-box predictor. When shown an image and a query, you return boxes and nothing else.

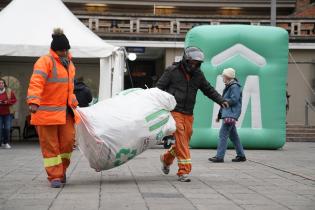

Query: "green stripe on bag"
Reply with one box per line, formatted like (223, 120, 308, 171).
(149, 116, 169, 132)
(145, 109, 168, 122)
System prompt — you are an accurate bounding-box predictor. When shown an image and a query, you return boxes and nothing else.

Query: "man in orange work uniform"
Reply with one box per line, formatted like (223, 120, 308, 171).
(26, 28, 78, 188)
(157, 47, 229, 182)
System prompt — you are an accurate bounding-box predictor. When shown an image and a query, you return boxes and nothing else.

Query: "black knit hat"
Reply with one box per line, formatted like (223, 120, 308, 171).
(50, 28, 70, 51)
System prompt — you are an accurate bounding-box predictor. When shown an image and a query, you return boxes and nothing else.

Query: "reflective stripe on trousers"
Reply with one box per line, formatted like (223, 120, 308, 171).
(169, 147, 176, 157)
(44, 152, 72, 167)
(178, 159, 192, 165)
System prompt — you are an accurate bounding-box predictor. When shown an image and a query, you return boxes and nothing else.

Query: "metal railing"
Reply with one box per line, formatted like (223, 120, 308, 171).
(305, 99, 315, 127)
(76, 15, 315, 39)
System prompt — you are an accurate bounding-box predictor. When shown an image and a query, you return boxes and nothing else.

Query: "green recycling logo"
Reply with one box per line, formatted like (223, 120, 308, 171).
(114, 148, 137, 166)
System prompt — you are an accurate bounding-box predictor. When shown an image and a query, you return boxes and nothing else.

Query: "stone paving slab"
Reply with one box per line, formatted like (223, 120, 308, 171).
(0, 142, 315, 210)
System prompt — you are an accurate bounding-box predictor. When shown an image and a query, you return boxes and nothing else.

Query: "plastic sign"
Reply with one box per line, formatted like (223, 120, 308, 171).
(186, 25, 288, 149)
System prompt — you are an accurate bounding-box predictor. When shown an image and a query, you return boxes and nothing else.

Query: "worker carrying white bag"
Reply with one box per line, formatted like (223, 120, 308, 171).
(75, 88, 176, 171)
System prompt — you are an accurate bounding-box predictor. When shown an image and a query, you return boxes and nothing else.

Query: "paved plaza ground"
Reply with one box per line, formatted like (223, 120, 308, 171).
(0, 142, 314, 210)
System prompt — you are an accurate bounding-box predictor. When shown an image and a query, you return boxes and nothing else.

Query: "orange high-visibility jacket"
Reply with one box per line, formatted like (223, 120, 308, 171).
(27, 50, 78, 125)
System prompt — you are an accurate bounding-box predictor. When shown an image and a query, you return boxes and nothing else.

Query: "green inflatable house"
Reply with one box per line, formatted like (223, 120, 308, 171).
(187, 25, 289, 149)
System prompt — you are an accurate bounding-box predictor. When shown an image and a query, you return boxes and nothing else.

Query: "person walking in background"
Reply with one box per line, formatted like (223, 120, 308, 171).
(157, 47, 229, 182)
(73, 76, 92, 150)
(0, 79, 16, 149)
(209, 68, 246, 163)
(26, 28, 78, 188)
(74, 76, 92, 108)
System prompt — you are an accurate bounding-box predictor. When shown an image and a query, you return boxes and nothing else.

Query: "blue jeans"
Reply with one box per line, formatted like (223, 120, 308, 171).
(216, 123, 245, 159)
(0, 114, 11, 144)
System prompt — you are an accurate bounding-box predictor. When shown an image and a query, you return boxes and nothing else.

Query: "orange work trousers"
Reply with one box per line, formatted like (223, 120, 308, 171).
(36, 114, 75, 181)
(162, 112, 194, 176)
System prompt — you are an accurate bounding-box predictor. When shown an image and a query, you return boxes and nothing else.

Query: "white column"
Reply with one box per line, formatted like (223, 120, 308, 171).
(111, 50, 126, 96)
(99, 57, 112, 101)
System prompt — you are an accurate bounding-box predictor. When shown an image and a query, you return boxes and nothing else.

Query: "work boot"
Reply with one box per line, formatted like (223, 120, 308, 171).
(208, 157, 224, 163)
(50, 180, 62, 188)
(160, 154, 170, 175)
(232, 156, 247, 162)
(178, 174, 191, 182)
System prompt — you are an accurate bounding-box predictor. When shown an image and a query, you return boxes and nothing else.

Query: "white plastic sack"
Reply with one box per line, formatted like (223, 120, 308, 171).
(76, 88, 176, 171)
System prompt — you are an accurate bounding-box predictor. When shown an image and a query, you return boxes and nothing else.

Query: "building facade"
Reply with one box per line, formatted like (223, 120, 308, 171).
(0, 0, 314, 126)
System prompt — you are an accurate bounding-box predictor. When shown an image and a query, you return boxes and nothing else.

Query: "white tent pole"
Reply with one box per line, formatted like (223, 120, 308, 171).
(99, 57, 112, 101)
(111, 50, 125, 96)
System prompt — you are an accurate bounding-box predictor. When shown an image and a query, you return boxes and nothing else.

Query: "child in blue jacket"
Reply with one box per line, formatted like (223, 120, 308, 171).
(209, 68, 246, 163)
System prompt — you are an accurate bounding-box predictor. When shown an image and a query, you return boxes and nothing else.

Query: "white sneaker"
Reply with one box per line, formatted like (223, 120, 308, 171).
(4, 143, 11, 149)
(178, 174, 191, 182)
(160, 154, 170, 175)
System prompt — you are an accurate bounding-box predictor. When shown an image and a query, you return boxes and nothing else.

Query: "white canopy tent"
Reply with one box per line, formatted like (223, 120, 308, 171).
(0, 0, 125, 100)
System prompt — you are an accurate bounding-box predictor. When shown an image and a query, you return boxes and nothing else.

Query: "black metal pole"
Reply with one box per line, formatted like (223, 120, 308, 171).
(125, 57, 134, 88)
(271, 0, 277, 26)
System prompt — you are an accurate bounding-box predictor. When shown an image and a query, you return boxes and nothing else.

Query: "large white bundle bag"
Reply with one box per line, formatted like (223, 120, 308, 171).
(75, 88, 176, 171)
